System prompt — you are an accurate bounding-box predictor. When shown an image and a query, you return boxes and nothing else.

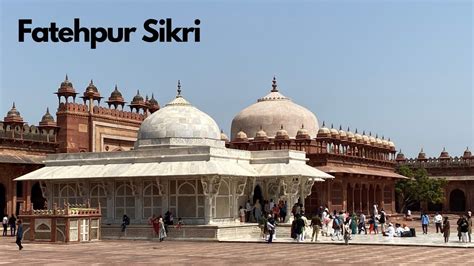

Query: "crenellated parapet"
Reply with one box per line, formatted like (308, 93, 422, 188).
(0, 104, 59, 153)
(227, 122, 397, 170)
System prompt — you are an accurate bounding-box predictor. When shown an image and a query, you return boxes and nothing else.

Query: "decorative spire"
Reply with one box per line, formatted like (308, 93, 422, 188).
(90, 79, 94, 85)
(65, 74, 69, 81)
(347, 126, 350, 132)
(114, 84, 118, 91)
(331, 123, 334, 129)
(301, 124, 305, 129)
(322, 121, 325, 127)
(12, 102, 16, 109)
(355, 128, 358, 133)
(362, 130, 365, 135)
(271, 76, 278, 92)
(177, 80, 182, 96)
(280, 124, 284, 129)
(420, 147, 424, 152)
(339, 125, 342, 130)
(46, 107, 50, 115)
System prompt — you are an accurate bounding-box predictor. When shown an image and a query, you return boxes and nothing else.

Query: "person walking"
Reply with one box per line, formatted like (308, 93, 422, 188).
(359, 212, 366, 234)
(158, 217, 167, 242)
(421, 213, 430, 234)
(379, 210, 386, 233)
(121, 214, 130, 232)
(310, 212, 322, 242)
(331, 215, 341, 241)
(9, 215, 16, 236)
(266, 214, 276, 243)
(16, 220, 23, 250)
(434, 212, 443, 233)
(442, 216, 450, 243)
(350, 213, 357, 235)
(2, 215, 8, 236)
(295, 214, 305, 242)
(467, 210, 472, 243)
(458, 215, 469, 243)
(456, 215, 463, 241)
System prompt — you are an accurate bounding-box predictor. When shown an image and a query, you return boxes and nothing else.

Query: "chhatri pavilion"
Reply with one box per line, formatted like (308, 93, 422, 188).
(15, 82, 333, 226)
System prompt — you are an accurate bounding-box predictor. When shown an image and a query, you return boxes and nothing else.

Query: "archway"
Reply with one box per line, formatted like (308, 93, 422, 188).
(449, 189, 466, 212)
(31, 182, 46, 210)
(253, 185, 263, 206)
(0, 184, 5, 218)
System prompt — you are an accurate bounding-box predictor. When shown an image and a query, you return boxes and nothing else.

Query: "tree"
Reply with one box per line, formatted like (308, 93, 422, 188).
(395, 165, 447, 213)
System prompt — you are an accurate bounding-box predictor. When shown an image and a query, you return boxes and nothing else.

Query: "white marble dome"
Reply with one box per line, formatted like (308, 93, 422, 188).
(231, 78, 319, 140)
(136, 91, 221, 148)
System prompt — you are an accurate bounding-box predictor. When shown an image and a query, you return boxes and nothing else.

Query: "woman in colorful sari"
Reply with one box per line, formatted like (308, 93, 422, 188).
(351, 213, 358, 234)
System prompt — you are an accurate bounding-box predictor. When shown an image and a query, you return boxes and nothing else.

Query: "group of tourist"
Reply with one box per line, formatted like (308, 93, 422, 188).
(2, 215, 17, 236)
(436, 211, 472, 243)
(2, 215, 23, 250)
(239, 199, 288, 224)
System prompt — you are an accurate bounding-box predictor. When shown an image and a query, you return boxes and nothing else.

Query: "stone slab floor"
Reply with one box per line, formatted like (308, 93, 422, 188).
(0, 237, 473, 265)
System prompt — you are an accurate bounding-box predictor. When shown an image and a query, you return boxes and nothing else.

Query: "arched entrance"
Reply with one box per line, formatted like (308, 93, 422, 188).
(0, 184, 5, 218)
(253, 185, 263, 206)
(449, 189, 466, 212)
(31, 182, 46, 210)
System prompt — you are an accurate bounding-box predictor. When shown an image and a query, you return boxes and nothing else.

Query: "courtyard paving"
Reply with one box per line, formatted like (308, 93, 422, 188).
(0, 237, 473, 265)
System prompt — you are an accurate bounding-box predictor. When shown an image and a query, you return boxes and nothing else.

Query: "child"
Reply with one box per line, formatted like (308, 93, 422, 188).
(175, 217, 184, 230)
(239, 206, 246, 223)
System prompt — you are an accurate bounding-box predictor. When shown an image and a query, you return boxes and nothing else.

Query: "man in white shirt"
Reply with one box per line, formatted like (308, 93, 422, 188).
(395, 224, 404, 237)
(2, 216, 8, 236)
(385, 223, 395, 238)
(434, 212, 443, 233)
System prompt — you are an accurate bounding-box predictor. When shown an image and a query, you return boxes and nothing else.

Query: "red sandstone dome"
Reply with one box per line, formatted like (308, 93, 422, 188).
(231, 77, 319, 140)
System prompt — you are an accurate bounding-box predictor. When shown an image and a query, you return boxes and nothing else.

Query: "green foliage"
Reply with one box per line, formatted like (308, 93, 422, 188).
(395, 165, 447, 212)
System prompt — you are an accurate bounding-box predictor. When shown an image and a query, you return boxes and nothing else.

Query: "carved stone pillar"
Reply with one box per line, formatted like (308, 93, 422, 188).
(201, 175, 222, 224)
(280, 176, 301, 223)
(232, 177, 247, 220)
(300, 177, 315, 211)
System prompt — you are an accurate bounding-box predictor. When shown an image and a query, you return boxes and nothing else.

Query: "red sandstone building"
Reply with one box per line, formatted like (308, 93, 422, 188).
(0, 76, 469, 218)
(397, 148, 474, 212)
(0, 76, 159, 217)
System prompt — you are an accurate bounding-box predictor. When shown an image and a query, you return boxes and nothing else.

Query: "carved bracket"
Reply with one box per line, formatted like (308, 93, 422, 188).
(201, 175, 222, 197)
(155, 177, 164, 196)
(301, 177, 316, 197)
(234, 177, 247, 197)
(280, 176, 301, 197)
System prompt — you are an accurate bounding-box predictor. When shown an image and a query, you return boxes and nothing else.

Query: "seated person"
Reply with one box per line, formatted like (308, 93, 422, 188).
(383, 223, 395, 238)
(400, 223, 413, 237)
(395, 223, 404, 237)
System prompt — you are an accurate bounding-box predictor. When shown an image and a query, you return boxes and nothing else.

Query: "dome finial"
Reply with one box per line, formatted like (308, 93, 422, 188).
(331, 123, 334, 129)
(355, 128, 358, 133)
(12, 102, 16, 109)
(46, 107, 50, 114)
(347, 126, 350, 132)
(65, 74, 69, 81)
(271, 76, 278, 92)
(339, 125, 342, 130)
(280, 124, 284, 130)
(301, 124, 305, 129)
(177, 80, 182, 96)
(90, 79, 94, 85)
(322, 121, 325, 127)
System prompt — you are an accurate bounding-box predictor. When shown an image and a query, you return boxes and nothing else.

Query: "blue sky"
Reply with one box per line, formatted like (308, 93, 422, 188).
(0, 0, 472, 158)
